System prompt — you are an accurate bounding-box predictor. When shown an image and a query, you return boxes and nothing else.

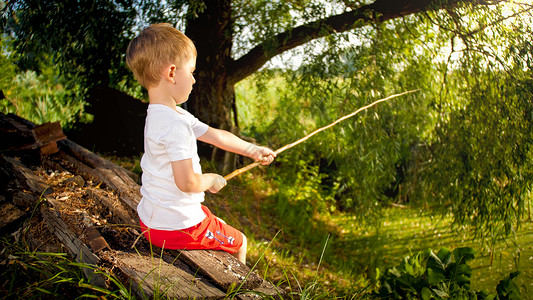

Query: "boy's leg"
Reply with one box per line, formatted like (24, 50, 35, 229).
(235, 233, 247, 264)
(140, 207, 245, 262)
(217, 216, 247, 264)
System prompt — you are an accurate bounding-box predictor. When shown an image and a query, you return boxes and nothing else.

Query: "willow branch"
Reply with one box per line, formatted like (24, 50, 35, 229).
(224, 90, 418, 181)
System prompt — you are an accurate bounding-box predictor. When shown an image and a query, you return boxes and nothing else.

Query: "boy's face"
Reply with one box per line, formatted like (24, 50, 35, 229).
(171, 57, 196, 105)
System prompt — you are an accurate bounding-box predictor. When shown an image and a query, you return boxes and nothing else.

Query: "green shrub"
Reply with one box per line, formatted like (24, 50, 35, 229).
(374, 247, 523, 300)
(0, 36, 89, 128)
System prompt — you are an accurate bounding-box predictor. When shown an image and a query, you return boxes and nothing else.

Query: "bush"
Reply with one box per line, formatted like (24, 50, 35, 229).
(374, 247, 523, 299)
(0, 36, 89, 129)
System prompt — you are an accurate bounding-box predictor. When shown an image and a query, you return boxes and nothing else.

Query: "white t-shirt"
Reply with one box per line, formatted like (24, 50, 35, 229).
(137, 104, 209, 230)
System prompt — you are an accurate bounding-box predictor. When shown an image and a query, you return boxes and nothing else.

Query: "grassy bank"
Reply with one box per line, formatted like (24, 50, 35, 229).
(1, 155, 531, 298)
(206, 171, 533, 297)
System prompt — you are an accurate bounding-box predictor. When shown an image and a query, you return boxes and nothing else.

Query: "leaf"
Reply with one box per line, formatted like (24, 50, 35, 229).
(426, 267, 445, 285)
(432, 288, 449, 298)
(436, 248, 453, 269)
(421, 287, 433, 300)
(453, 264, 473, 286)
(452, 247, 476, 265)
(427, 249, 447, 273)
(496, 271, 523, 299)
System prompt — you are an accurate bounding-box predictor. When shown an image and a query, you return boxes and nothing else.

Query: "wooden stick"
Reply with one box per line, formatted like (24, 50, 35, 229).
(224, 90, 418, 181)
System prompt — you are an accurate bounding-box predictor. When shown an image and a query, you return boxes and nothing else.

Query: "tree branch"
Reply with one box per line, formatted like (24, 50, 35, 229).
(228, 0, 497, 84)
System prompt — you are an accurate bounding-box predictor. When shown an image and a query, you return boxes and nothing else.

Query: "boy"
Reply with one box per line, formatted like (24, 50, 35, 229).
(126, 23, 275, 264)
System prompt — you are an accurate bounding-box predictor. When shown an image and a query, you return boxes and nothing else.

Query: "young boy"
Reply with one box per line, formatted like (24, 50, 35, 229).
(126, 23, 275, 264)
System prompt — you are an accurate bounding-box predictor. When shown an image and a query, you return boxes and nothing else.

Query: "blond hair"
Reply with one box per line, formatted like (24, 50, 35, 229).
(126, 23, 197, 89)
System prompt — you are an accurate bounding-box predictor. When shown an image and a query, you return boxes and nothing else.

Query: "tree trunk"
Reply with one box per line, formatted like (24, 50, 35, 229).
(185, 0, 239, 170)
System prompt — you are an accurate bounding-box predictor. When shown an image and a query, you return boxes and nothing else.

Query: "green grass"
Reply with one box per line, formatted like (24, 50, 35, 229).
(0, 237, 134, 299)
(3, 154, 529, 299)
(206, 173, 533, 298)
(330, 208, 533, 293)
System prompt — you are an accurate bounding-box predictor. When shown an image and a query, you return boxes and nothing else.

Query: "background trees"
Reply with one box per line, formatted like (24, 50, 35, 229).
(1, 0, 532, 238)
(233, 1, 533, 238)
(0, 0, 503, 154)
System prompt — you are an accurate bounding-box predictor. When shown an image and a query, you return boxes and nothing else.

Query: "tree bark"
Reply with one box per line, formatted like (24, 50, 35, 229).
(185, 0, 234, 130)
(184, 0, 240, 167)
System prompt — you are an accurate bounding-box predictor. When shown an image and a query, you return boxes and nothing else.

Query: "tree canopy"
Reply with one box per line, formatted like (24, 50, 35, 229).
(0, 0, 508, 152)
(1, 0, 532, 237)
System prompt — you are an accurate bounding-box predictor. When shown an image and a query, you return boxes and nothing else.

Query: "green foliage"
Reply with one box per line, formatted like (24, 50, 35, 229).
(245, 17, 437, 221)
(409, 4, 533, 239)
(240, 2, 533, 239)
(0, 236, 134, 299)
(270, 157, 337, 246)
(415, 69, 533, 238)
(496, 272, 523, 300)
(1, 0, 136, 88)
(0, 37, 89, 128)
(374, 247, 523, 300)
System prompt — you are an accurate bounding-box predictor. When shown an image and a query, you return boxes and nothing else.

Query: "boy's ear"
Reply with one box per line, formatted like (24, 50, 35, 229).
(165, 64, 177, 83)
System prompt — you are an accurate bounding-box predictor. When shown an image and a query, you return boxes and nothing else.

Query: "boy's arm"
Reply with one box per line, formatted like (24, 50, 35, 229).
(198, 127, 276, 165)
(171, 159, 226, 193)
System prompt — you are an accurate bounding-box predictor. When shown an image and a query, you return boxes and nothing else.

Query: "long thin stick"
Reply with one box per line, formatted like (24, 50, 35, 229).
(224, 90, 418, 181)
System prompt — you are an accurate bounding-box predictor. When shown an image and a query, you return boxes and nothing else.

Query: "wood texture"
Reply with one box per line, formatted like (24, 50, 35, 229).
(40, 202, 106, 287)
(1, 113, 283, 298)
(173, 249, 263, 290)
(102, 250, 225, 300)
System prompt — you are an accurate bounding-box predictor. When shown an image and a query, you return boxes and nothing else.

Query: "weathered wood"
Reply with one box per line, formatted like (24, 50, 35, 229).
(51, 151, 104, 185)
(86, 227, 111, 253)
(33, 122, 66, 145)
(52, 140, 277, 295)
(40, 201, 107, 287)
(0, 114, 283, 298)
(102, 250, 226, 300)
(86, 187, 137, 226)
(96, 167, 141, 212)
(12, 190, 39, 207)
(236, 280, 284, 300)
(58, 139, 139, 182)
(172, 249, 263, 291)
(0, 113, 36, 152)
(0, 203, 26, 232)
(0, 154, 53, 196)
(0, 113, 65, 154)
(33, 121, 66, 155)
(3, 112, 35, 128)
(58, 139, 141, 211)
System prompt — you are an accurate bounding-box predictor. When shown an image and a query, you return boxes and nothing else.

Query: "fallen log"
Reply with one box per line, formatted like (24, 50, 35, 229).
(86, 187, 137, 226)
(40, 200, 107, 288)
(0, 112, 66, 155)
(101, 250, 225, 300)
(0, 154, 53, 196)
(58, 139, 138, 183)
(54, 140, 281, 296)
(0, 202, 26, 233)
(172, 249, 263, 290)
(57, 139, 142, 212)
(174, 250, 283, 299)
(1, 114, 283, 298)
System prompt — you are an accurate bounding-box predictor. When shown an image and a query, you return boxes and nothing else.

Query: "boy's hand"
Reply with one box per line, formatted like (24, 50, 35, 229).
(208, 174, 227, 193)
(247, 145, 276, 165)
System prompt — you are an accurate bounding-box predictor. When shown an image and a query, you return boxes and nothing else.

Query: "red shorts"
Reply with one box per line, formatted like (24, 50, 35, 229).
(139, 205, 244, 254)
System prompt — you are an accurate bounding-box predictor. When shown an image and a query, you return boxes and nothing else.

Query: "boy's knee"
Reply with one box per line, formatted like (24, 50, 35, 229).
(240, 233, 247, 252)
